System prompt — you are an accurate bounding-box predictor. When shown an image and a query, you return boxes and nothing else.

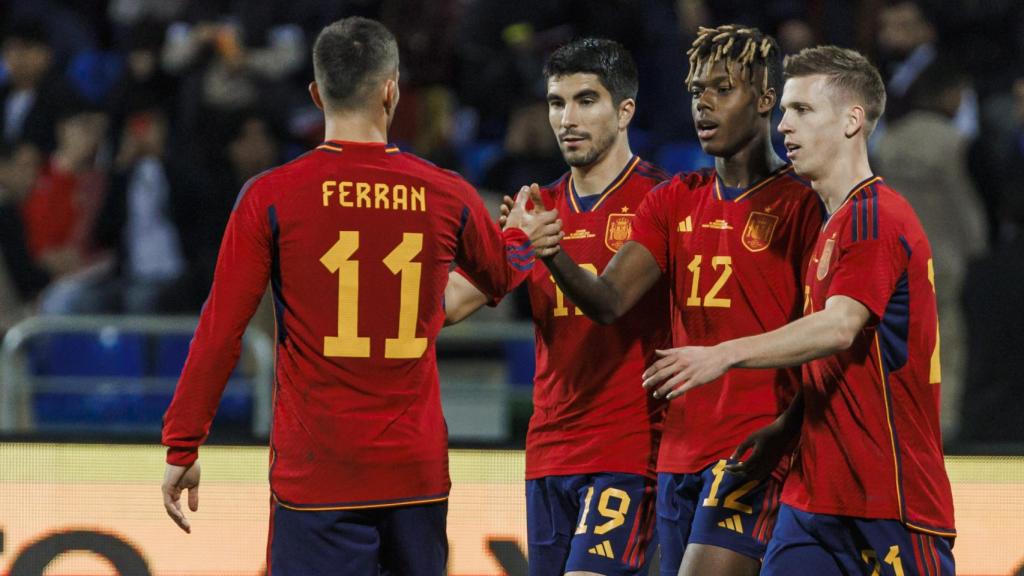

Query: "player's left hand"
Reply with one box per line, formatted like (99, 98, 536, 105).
(641, 345, 732, 399)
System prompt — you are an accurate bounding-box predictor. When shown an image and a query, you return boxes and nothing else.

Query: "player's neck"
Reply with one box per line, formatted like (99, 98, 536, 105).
(322, 113, 388, 145)
(812, 145, 874, 213)
(714, 130, 785, 189)
(570, 140, 634, 197)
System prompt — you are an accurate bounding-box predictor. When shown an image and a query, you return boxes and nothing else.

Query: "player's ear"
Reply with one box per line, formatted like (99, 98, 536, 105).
(758, 87, 777, 116)
(844, 104, 866, 139)
(383, 70, 400, 117)
(309, 81, 325, 111)
(618, 98, 636, 130)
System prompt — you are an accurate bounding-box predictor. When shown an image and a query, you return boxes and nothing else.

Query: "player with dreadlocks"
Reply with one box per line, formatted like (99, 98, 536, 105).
(520, 24, 824, 575)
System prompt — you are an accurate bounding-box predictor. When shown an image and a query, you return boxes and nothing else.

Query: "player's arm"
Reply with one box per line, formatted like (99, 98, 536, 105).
(456, 185, 560, 300)
(444, 194, 524, 326)
(443, 270, 491, 325)
(160, 179, 272, 532)
(644, 295, 870, 398)
(543, 242, 662, 324)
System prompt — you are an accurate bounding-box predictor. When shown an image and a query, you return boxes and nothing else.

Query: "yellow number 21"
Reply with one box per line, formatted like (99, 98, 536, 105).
(320, 231, 426, 359)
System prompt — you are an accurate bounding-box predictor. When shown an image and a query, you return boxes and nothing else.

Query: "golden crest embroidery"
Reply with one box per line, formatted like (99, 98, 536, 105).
(741, 211, 779, 252)
(605, 213, 634, 252)
(816, 238, 836, 280)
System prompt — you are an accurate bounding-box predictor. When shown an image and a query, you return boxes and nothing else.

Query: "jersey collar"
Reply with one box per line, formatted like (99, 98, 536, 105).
(567, 155, 641, 213)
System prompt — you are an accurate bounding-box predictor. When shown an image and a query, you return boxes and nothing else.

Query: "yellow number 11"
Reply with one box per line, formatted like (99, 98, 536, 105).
(320, 231, 427, 359)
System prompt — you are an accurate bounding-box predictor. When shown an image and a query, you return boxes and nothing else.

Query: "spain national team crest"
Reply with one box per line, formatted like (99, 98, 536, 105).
(741, 211, 779, 252)
(605, 213, 634, 252)
(816, 238, 836, 280)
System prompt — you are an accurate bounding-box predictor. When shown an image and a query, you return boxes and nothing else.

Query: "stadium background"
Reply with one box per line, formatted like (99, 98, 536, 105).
(0, 0, 1022, 574)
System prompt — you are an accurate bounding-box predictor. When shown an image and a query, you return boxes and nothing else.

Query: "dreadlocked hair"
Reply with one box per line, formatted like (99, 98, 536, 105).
(685, 25, 782, 96)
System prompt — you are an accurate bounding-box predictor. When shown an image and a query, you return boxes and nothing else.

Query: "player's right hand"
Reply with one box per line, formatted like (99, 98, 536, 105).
(507, 184, 562, 258)
(162, 462, 201, 533)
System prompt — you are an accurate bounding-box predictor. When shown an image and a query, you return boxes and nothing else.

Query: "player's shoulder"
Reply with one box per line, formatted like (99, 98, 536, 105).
(774, 165, 815, 195)
(537, 171, 570, 204)
(873, 179, 928, 237)
(770, 166, 823, 215)
(232, 150, 318, 208)
(652, 167, 715, 196)
(632, 158, 672, 185)
(840, 177, 924, 243)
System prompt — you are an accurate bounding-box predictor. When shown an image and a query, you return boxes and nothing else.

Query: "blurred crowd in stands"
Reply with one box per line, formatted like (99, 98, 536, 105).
(0, 0, 1021, 444)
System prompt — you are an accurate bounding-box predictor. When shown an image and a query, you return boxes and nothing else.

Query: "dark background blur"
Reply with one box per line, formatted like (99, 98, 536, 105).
(0, 0, 1022, 449)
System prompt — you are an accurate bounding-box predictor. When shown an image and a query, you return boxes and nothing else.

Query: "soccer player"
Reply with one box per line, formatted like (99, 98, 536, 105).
(526, 25, 823, 576)
(159, 17, 557, 576)
(642, 46, 957, 575)
(445, 38, 669, 576)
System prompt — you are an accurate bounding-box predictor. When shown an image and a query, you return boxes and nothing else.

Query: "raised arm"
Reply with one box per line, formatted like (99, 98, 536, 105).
(443, 270, 492, 326)
(643, 295, 870, 398)
(543, 241, 662, 324)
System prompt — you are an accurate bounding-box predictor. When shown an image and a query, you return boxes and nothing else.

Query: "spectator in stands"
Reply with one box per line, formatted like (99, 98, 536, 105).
(22, 108, 109, 277)
(874, 58, 988, 437)
(876, 0, 978, 138)
(0, 143, 49, 319)
(82, 108, 186, 314)
(161, 1, 305, 152)
(108, 20, 178, 135)
(175, 110, 283, 310)
(1, 19, 77, 154)
(480, 102, 565, 197)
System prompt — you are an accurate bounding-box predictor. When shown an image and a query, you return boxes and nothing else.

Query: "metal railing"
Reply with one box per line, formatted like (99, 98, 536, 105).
(0, 315, 274, 436)
(0, 315, 534, 439)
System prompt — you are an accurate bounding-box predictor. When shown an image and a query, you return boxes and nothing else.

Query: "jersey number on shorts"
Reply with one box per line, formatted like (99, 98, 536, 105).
(320, 231, 427, 359)
(702, 460, 756, 513)
(551, 263, 599, 317)
(686, 255, 733, 308)
(576, 486, 631, 535)
(861, 545, 906, 576)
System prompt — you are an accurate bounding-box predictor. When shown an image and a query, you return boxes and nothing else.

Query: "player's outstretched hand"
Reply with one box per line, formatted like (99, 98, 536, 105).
(641, 345, 733, 399)
(162, 462, 201, 533)
(507, 183, 562, 258)
(725, 419, 792, 482)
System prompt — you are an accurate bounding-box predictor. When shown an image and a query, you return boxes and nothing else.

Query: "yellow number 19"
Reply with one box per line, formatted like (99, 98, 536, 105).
(320, 231, 426, 359)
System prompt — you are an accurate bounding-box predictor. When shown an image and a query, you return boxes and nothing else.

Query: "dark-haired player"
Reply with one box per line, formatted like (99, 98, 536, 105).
(525, 25, 823, 576)
(159, 17, 556, 576)
(445, 37, 669, 576)
(644, 45, 956, 576)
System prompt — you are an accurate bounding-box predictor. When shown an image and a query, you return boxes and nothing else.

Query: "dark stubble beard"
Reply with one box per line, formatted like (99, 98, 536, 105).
(562, 126, 617, 168)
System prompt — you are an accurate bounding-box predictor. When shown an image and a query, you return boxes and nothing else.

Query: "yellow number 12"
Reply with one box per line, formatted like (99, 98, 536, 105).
(320, 231, 426, 359)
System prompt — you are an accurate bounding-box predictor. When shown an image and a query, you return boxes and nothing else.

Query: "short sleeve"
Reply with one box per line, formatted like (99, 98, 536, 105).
(827, 224, 909, 318)
(629, 180, 674, 272)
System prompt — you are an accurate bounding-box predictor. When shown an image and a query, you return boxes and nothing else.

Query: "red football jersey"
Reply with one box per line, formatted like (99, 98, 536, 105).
(630, 165, 822, 473)
(784, 176, 956, 536)
(526, 156, 671, 480)
(162, 140, 534, 508)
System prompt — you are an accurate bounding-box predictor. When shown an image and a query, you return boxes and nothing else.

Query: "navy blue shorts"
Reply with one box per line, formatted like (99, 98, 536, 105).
(268, 499, 447, 576)
(526, 473, 657, 576)
(657, 459, 784, 575)
(762, 504, 955, 576)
